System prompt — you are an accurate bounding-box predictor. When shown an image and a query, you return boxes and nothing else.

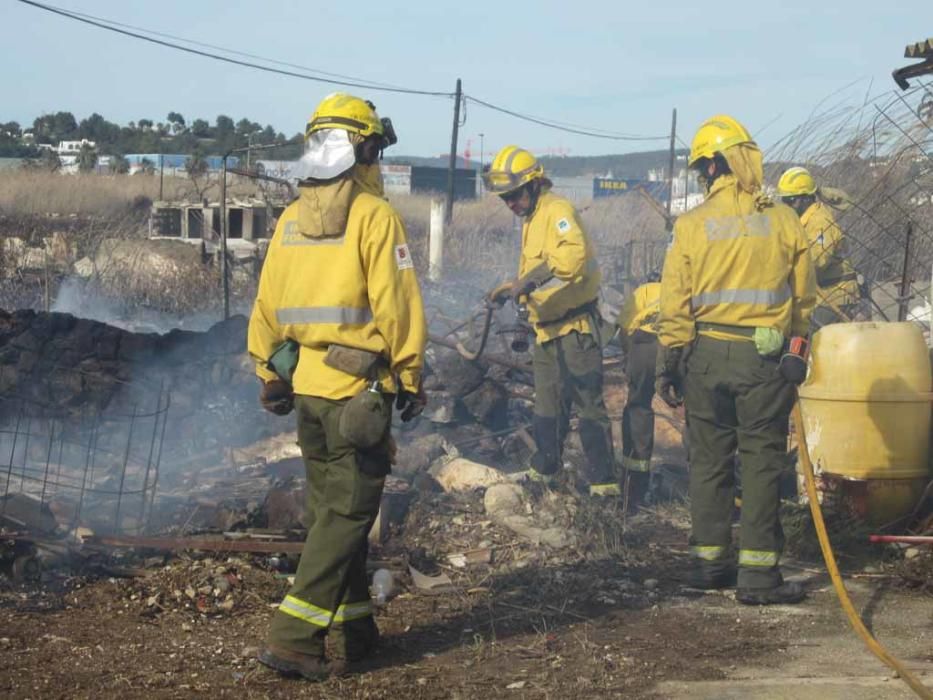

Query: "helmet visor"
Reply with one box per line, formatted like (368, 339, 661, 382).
(291, 128, 356, 182)
(483, 170, 523, 194)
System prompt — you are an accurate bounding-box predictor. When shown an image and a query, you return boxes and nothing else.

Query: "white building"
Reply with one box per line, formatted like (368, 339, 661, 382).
(56, 139, 96, 155)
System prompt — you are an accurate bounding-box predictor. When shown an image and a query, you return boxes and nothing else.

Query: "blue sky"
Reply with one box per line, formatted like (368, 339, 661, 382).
(3, 0, 931, 158)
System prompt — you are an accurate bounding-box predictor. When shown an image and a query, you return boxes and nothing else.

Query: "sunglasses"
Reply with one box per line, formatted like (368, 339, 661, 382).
(500, 187, 526, 204)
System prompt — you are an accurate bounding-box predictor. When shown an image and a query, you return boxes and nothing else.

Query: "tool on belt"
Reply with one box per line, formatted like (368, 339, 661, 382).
(324, 344, 392, 449)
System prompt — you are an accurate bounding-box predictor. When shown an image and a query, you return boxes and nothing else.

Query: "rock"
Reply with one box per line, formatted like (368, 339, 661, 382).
(422, 390, 460, 424)
(484, 484, 574, 549)
(461, 380, 509, 429)
(644, 578, 659, 591)
(484, 483, 525, 517)
(430, 349, 486, 397)
(73, 256, 95, 278)
(431, 457, 508, 493)
(395, 433, 453, 478)
(904, 547, 922, 560)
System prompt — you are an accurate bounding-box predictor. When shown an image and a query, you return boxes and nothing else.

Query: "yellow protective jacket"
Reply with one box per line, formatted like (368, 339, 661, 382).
(800, 201, 860, 308)
(248, 181, 426, 400)
(519, 189, 601, 343)
(658, 175, 817, 348)
(618, 282, 660, 338)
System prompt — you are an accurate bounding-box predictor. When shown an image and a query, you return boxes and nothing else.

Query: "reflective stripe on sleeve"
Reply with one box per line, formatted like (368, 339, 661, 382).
(691, 286, 791, 308)
(690, 545, 728, 561)
(276, 306, 372, 325)
(738, 549, 779, 567)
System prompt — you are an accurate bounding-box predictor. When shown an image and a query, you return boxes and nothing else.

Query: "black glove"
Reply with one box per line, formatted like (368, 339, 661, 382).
(779, 336, 809, 385)
(655, 346, 684, 408)
(396, 381, 427, 422)
(260, 379, 294, 416)
(486, 281, 514, 309)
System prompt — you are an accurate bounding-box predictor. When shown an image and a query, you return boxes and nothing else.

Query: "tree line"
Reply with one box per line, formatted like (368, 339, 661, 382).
(0, 111, 303, 161)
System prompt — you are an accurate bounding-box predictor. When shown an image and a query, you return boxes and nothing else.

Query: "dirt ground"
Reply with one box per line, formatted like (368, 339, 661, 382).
(3, 501, 931, 700)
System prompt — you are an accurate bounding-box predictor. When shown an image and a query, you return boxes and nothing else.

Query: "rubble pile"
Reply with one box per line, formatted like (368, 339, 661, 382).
(105, 556, 287, 619)
(0, 309, 280, 451)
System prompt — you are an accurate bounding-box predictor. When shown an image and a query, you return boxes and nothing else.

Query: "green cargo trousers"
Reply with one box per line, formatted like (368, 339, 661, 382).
(266, 394, 388, 660)
(532, 330, 614, 485)
(684, 335, 794, 589)
(622, 330, 658, 473)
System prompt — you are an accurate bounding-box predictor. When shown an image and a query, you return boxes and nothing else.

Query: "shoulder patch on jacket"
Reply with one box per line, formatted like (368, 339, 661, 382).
(395, 243, 414, 270)
(556, 218, 571, 235)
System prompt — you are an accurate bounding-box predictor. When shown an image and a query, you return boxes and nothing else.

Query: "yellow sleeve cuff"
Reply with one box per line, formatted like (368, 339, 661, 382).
(255, 363, 278, 383)
(397, 368, 421, 394)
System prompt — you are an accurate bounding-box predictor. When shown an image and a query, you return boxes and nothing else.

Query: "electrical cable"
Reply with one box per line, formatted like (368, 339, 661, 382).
(793, 400, 933, 700)
(15, 0, 454, 97)
(19, 1, 676, 144)
(53, 3, 418, 91)
(465, 95, 670, 142)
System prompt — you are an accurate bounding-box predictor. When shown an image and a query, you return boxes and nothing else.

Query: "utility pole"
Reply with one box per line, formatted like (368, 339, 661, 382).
(898, 220, 913, 322)
(665, 108, 677, 228)
(445, 78, 462, 225)
(478, 132, 485, 196)
(221, 153, 230, 321)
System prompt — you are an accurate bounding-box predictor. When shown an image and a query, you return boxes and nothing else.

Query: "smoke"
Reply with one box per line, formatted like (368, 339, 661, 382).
(51, 276, 247, 334)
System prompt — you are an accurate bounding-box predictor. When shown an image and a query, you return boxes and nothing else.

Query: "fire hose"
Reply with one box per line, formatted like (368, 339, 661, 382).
(453, 305, 494, 361)
(793, 400, 933, 699)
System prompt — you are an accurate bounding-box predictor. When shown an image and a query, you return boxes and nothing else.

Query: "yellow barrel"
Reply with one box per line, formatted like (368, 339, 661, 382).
(798, 322, 932, 523)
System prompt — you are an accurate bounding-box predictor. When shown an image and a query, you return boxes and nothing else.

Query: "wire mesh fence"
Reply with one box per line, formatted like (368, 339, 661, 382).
(764, 79, 933, 326)
(0, 381, 170, 536)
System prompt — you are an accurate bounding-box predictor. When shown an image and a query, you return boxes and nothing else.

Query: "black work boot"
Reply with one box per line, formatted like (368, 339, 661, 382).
(736, 581, 806, 605)
(625, 471, 651, 508)
(257, 643, 332, 681)
(686, 568, 737, 590)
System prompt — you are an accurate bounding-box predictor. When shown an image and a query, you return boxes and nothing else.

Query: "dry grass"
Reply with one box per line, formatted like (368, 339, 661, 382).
(0, 169, 669, 315)
(393, 190, 667, 288)
(0, 170, 266, 219)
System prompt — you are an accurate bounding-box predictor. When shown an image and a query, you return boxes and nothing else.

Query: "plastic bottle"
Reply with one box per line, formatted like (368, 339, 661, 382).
(371, 568, 395, 605)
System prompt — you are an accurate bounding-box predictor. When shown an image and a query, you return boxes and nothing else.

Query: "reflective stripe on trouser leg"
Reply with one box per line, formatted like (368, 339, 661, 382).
(690, 545, 729, 562)
(558, 331, 614, 485)
(622, 333, 657, 471)
(738, 550, 779, 567)
(279, 595, 374, 627)
(621, 455, 651, 472)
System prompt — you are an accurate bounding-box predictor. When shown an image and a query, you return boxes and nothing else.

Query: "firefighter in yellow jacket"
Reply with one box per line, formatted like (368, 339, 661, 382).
(656, 115, 816, 605)
(485, 146, 617, 496)
(248, 93, 427, 679)
(776, 167, 861, 327)
(617, 274, 661, 505)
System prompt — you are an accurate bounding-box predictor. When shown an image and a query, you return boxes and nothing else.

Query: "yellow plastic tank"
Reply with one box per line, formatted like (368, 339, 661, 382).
(797, 322, 932, 524)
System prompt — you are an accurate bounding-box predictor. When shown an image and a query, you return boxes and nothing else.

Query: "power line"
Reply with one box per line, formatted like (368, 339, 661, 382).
(51, 3, 418, 92)
(17, 0, 671, 143)
(465, 95, 669, 142)
(15, 0, 454, 97)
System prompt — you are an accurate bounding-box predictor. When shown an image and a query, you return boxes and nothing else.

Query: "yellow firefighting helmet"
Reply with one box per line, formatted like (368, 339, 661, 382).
(306, 93, 396, 147)
(688, 114, 755, 166)
(776, 167, 817, 198)
(483, 145, 545, 195)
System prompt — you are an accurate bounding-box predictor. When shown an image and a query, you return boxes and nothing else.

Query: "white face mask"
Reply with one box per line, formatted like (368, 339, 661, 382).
(290, 128, 356, 182)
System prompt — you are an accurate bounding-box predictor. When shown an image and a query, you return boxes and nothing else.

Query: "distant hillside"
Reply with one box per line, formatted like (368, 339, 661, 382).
(384, 148, 688, 179)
